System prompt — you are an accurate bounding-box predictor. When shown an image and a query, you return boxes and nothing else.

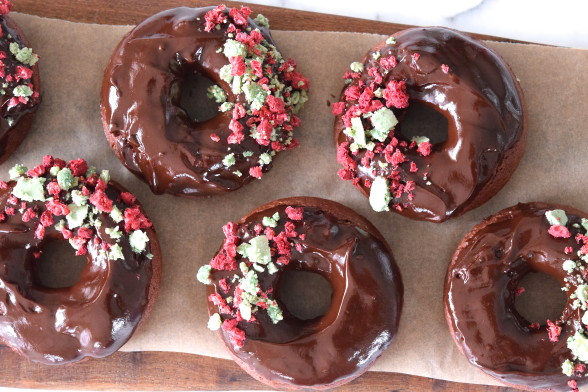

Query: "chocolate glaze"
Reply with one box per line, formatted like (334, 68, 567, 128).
(207, 197, 403, 389)
(445, 203, 587, 391)
(101, 7, 279, 196)
(0, 181, 161, 365)
(334, 27, 526, 222)
(0, 16, 41, 164)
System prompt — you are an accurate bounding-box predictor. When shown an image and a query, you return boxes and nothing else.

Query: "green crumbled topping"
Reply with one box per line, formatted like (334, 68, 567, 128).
(245, 235, 271, 265)
(49, 166, 60, 176)
(13, 85, 33, 98)
(568, 331, 588, 362)
(231, 75, 242, 94)
(197, 265, 213, 285)
(233, 170, 242, 177)
(66, 203, 88, 229)
(13, 177, 45, 202)
(219, 102, 234, 112)
(207, 85, 227, 103)
(254, 13, 270, 28)
(108, 243, 124, 261)
(57, 168, 75, 191)
(266, 300, 283, 324)
(223, 39, 247, 58)
(129, 229, 150, 253)
(545, 209, 568, 226)
(369, 107, 398, 142)
(259, 153, 272, 165)
(411, 136, 430, 146)
(9, 164, 27, 179)
(267, 262, 278, 275)
(9, 42, 39, 66)
(372, 51, 381, 60)
(219, 64, 233, 84)
(71, 189, 88, 206)
(344, 116, 367, 147)
(578, 285, 588, 302)
(369, 176, 391, 212)
(110, 205, 123, 223)
(240, 269, 259, 294)
(242, 151, 254, 158)
(243, 81, 268, 110)
(6, 117, 14, 127)
(239, 301, 252, 321)
(100, 170, 110, 183)
(54, 219, 65, 231)
(583, 311, 588, 326)
(563, 259, 577, 273)
(562, 359, 574, 377)
(105, 226, 122, 239)
(262, 212, 280, 228)
(349, 62, 364, 73)
(222, 153, 236, 168)
(581, 218, 588, 233)
(386, 36, 397, 45)
(207, 313, 222, 330)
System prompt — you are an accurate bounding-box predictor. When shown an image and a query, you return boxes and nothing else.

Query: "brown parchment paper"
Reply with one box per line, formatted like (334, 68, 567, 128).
(8, 12, 588, 388)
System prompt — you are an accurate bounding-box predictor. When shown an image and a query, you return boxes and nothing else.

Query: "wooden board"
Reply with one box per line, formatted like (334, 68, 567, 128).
(3, 1, 521, 391)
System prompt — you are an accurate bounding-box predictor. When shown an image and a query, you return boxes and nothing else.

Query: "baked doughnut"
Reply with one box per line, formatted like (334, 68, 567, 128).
(333, 27, 527, 222)
(197, 197, 403, 389)
(0, 1, 41, 164)
(445, 202, 588, 391)
(0, 156, 161, 364)
(101, 5, 308, 196)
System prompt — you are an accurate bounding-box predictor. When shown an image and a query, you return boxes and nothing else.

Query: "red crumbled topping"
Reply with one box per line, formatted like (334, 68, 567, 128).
(574, 364, 586, 374)
(21, 208, 36, 222)
(46, 199, 70, 216)
(89, 189, 113, 213)
(228, 6, 251, 26)
(529, 322, 540, 330)
(548, 225, 571, 238)
(249, 166, 262, 179)
(412, 53, 421, 61)
(39, 210, 53, 227)
(380, 56, 397, 70)
(210, 252, 237, 271)
(568, 380, 577, 389)
(0, 181, 7, 190)
(383, 80, 409, 109)
(15, 66, 32, 81)
(68, 159, 88, 177)
(515, 287, 525, 296)
(123, 206, 152, 233)
(208, 293, 231, 314)
(417, 141, 433, 156)
(203, 5, 227, 32)
(46, 181, 60, 196)
(219, 278, 231, 293)
(61, 227, 73, 239)
(222, 318, 246, 348)
(120, 192, 137, 206)
(546, 320, 562, 342)
(34, 224, 45, 240)
(565, 246, 574, 254)
(285, 206, 303, 221)
(77, 227, 93, 239)
(27, 165, 45, 177)
(441, 64, 450, 73)
(210, 133, 220, 142)
(0, 0, 11, 16)
(229, 56, 246, 76)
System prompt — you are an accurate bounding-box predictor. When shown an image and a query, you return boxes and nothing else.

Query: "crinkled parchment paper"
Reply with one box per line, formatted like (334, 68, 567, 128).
(8, 12, 588, 388)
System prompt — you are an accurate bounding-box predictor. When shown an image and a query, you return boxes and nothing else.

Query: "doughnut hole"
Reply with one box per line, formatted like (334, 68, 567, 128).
(397, 101, 448, 145)
(514, 272, 567, 325)
(168, 57, 221, 125)
(32, 241, 88, 289)
(278, 270, 333, 320)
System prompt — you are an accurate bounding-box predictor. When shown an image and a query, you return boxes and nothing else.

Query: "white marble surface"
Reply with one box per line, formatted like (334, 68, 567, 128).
(243, 0, 588, 49)
(3, 2, 587, 392)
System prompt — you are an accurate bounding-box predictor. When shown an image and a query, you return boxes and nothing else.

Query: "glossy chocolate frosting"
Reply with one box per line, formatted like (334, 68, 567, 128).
(0, 15, 41, 163)
(207, 197, 403, 389)
(334, 27, 526, 222)
(0, 181, 161, 365)
(445, 203, 587, 391)
(101, 7, 281, 196)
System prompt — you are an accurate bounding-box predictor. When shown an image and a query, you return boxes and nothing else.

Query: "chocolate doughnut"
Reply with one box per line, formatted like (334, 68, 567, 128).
(0, 156, 161, 364)
(101, 5, 308, 196)
(0, 1, 41, 164)
(333, 27, 527, 222)
(445, 202, 588, 391)
(197, 197, 403, 389)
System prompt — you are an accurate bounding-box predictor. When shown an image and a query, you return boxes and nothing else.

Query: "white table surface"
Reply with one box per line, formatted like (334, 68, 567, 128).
(4, 1, 588, 391)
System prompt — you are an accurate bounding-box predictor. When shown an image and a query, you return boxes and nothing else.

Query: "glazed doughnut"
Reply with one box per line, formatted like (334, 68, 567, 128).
(333, 27, 527, 222)
(0, 1, 41, 164)
(101, 5, 308, 196)
(0, 156, 161, 364)
(197, 197, 403, 389)
(445, 202, 588, 391)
